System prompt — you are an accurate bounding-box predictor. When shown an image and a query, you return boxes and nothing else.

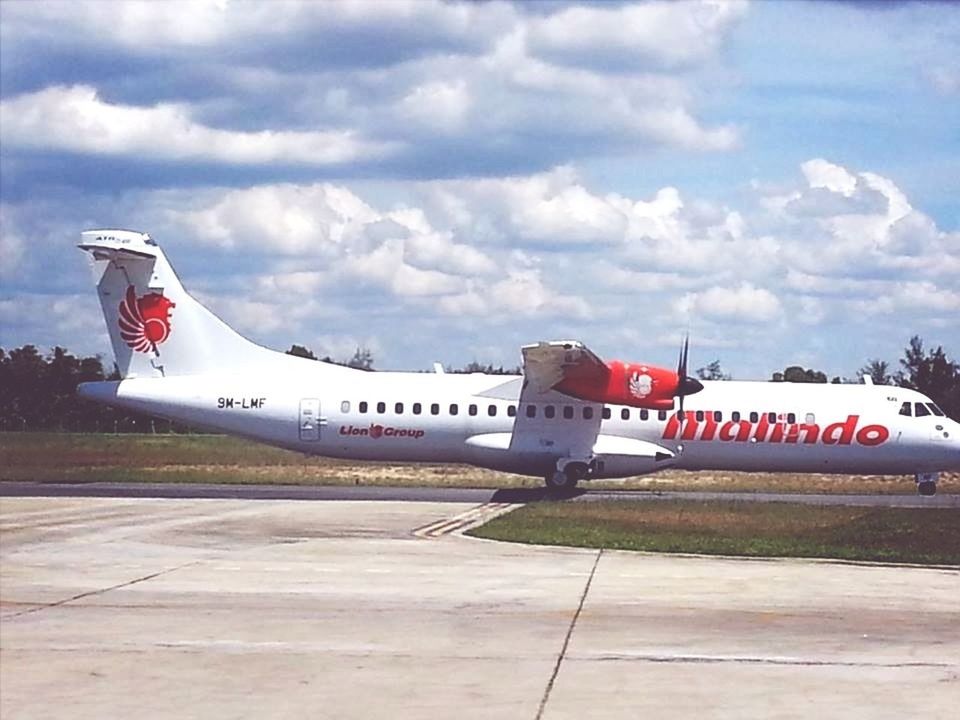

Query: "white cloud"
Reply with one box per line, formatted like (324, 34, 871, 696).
(676, 283, 783, 324)
(769, 159, 956, 280)
(2, 157, 955, 376)
(395, 80, 472, 133)
(413, 167, 628, 246)
(438, 268, 591, 321)
(0, 85, 394, 166)
(341, 239, 463, 297)
(527, 0, 748, 71)
(176, 183, 381, 253)
(800, 158, 859, 195)
(1, 0, 498, 53)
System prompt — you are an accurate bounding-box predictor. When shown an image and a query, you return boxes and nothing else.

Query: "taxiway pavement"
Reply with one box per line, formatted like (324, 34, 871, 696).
(2, 480, 958, 507)
(1, 496, 958, 719)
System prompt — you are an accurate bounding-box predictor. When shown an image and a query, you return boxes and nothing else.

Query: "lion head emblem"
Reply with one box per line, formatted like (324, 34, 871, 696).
(118, 285, 175, 353)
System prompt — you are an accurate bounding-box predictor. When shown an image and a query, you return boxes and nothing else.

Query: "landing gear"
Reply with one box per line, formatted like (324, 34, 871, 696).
(915, 472, 938, 496)
(544, 459, 590, 494)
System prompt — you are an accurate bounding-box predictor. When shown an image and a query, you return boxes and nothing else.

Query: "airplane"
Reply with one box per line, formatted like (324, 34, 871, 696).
(76, 229, 960, 496)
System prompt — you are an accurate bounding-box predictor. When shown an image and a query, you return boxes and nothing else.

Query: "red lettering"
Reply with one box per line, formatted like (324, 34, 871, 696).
(769, 423, 784, 443)
(823, 415, 858, 445)
(663, 413, 699, 440)
(856, 425, 888, 446)
(799, 423, 820, 444)
(719, 421, 751, 442)
(752, 414, 770, 442)
(700, 414, 718, 441)
(339, 424, 424, 440)
(658, 411, 885, 449)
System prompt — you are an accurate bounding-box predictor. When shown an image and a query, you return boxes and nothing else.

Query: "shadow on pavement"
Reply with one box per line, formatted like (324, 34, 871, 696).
(490, 487, 586, 503)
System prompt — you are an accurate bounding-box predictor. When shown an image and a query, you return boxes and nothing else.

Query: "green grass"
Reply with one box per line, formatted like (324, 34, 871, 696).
(468, 500, 960, 565)
(0, 432, 955, 494)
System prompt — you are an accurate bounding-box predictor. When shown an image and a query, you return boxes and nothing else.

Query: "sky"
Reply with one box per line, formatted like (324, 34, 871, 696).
(1, 0, 958, 380)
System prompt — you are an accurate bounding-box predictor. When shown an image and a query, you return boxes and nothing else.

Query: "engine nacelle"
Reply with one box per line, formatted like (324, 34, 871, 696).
(555, 360, 680, 410)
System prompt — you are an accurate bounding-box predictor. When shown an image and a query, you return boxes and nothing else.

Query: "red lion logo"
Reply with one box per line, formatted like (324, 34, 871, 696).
(118, 285, 175, 353)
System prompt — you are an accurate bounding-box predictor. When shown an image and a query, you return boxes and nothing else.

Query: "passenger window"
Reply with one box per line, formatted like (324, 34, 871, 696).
(767, 412, 776, 423)
(449, 403, 459, 416)
(359, 401, 368, 414)
(583, 407, 593, 420)
(927, 403, 946, 417)
(563, 406, 574, 420)
(469, 404, 478, 416)
(899, 402, 911, 416)
(377, 401, 386, 414)
(526, 405, 536, 418)
(787, 413, 796, 424)
(695, 410, 705, 422)
(640, 409, 649, 421)
(413, 403, 422, 415)
(602, 407, 611, 420)
(621, 408, 630, 421)
(341, 401, 350, 413)
(508, 405, 516, 417)
(749, 412, 758, 423)
(545, 405, 556, 419)
(805, 413, 816, 424)
(431, 403, 440, 416)
(914, 403, 931, 417)
(713, 411, 722, 422)
(732, 411, 741, 422)
(488, 405, 497, 417)
(395, 402, 403, 414)
(658, 410, 667, 421)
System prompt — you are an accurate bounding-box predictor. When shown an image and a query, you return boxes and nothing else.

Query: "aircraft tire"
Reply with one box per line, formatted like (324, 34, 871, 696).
(917, 480, 937, 496)
(545, 469, 578, 493)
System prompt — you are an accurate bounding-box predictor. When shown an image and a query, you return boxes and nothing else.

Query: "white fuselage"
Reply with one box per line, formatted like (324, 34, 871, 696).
(79, 361, 960, 481)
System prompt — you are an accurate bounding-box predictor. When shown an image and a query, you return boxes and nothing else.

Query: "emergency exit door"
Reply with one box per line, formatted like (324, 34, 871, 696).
(299, 398, 322, 441)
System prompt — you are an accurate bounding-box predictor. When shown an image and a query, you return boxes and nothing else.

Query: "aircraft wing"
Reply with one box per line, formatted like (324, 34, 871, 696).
(520, 340, 609, 395)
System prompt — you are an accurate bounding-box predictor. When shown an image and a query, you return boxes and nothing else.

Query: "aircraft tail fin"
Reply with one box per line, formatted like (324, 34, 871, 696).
(79, 229, 275, 378)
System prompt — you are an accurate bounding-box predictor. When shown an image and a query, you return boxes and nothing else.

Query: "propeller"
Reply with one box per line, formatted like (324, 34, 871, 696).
(675, 334, 704, 439)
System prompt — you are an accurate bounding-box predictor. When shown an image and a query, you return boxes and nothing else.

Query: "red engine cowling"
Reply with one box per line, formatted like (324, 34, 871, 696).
(555, 361, 680, 410)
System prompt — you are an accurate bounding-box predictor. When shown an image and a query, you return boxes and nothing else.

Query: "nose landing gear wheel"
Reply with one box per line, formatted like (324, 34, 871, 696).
(915, 473, 939, 496)
(918, 480, 937, 496)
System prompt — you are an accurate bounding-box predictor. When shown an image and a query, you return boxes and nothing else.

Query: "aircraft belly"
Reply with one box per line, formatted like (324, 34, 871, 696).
(674, 439, 915, 475)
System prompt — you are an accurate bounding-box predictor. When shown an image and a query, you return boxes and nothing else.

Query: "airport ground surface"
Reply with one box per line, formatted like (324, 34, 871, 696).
(2, 496, 958, 719)
(3, 479, 960, 507)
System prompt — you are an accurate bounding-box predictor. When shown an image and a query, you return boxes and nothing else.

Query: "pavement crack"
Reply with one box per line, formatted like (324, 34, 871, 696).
(535, 548, 602, 720)
(5, 561, 198, 619)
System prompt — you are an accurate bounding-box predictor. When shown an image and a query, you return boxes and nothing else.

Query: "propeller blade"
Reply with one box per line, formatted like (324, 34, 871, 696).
(675, 334, 703, 397)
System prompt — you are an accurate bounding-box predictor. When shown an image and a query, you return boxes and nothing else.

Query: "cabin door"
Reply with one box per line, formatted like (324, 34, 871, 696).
(299, 398, 322, 441)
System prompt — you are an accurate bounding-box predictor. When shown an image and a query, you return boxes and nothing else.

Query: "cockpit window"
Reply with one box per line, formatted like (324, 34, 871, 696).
(914, 403, 931, 417)
(926, 403, 946, 417)
(899, 402, 911, 417)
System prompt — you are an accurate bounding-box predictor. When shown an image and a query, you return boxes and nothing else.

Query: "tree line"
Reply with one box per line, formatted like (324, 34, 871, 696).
(1, 335, 957, 432)
(696, 336, 959, 420)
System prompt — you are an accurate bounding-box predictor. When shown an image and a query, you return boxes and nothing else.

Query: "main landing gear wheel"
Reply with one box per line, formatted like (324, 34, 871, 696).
(544, 462, 588, 494)
(545, 469, 578, 493)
